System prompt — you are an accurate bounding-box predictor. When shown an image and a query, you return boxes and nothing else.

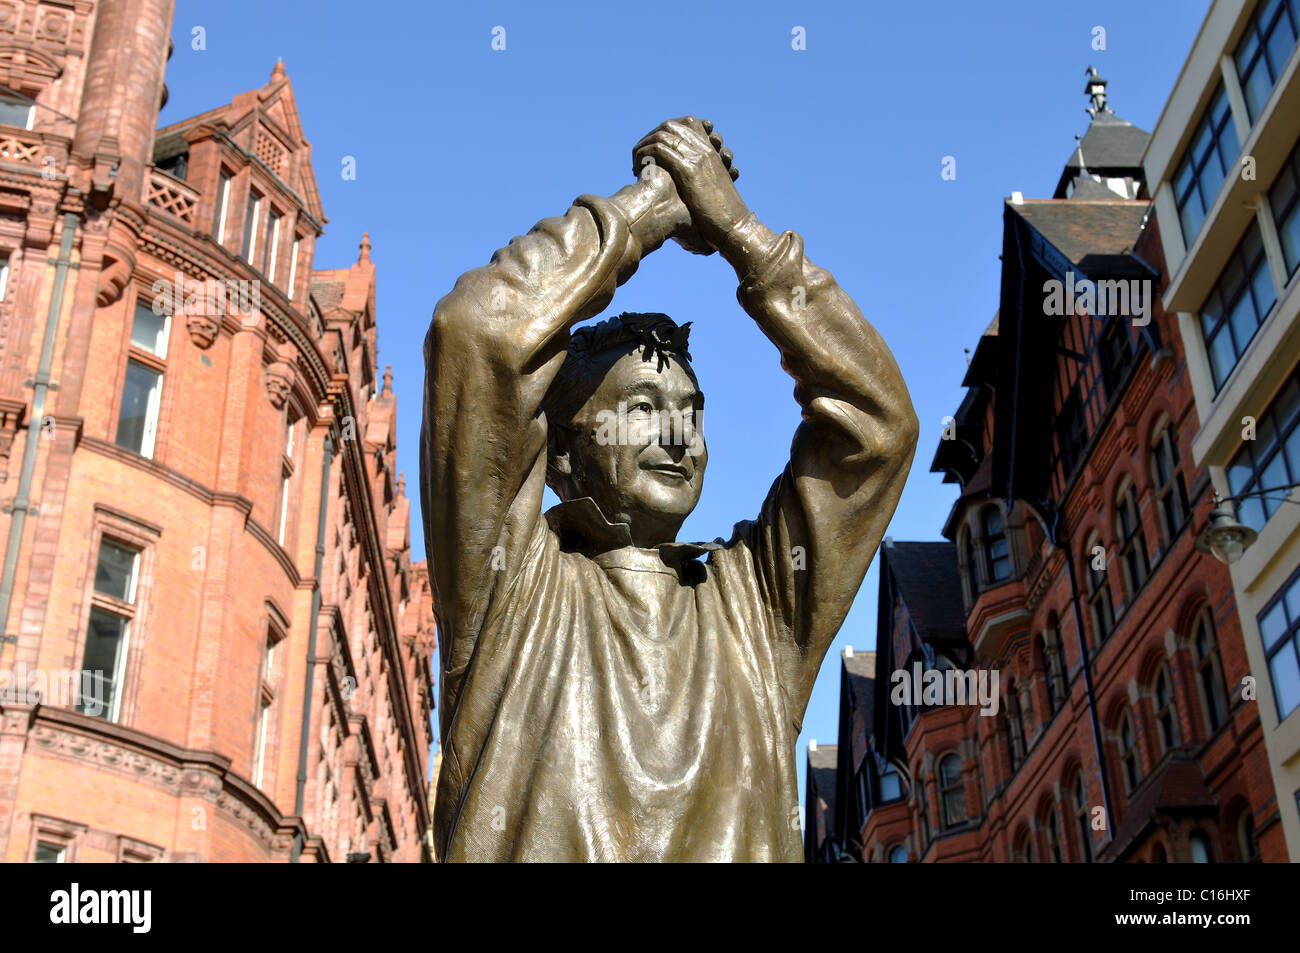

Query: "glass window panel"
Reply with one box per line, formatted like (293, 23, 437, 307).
(1200, 153, 1226, 205)
(1287, 580, 1300, 624)
(1256, 411, 1279, 459)
(1174, 159, 1196, 203)
(1227, 459, 1255, 497)
(94, 540, 136, 602)
(114, 360, 161, 455)
(1269, 641, 1300, 717)
(0, 97, 30, 128)
(1265, 10, 1297, 75)
(1261, 601, 1289, 650)
(1180, 191, 1205, 244)
(1191, 123, 1213, 167)
(1250, 259, 1277, 319)
(1207, 329, 1237, 390)
(79, 607, 127, 718)
(1227, 294, 1259, 357)
(130, 303, 168, 357)
(33, 842, 64, 863)
(1237, 29, 1261, 72)
(1217, 121, 1240, 170)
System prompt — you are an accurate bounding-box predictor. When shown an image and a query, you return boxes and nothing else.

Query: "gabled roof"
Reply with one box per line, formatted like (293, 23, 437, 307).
(1011, 200, 1151, 273)
(156, 61, 325, 225)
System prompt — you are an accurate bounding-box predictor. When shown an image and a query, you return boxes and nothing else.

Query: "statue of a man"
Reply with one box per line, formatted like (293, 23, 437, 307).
(421, 117, 917, 861)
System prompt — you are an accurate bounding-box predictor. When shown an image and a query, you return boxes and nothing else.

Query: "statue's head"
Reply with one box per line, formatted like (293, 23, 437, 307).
(542, 313, 707, 548)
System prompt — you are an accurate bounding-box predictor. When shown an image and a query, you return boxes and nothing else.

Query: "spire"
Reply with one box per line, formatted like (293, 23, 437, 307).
(359, 232, 371, 265)
(1084, 65, 1109, 118)
(381, 363, 392, 396)
(396, 472, 406, 499)
(271, 58, 286, 81)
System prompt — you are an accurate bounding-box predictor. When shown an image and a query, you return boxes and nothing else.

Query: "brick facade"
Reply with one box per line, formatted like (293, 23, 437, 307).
(0, 0, 435, 862)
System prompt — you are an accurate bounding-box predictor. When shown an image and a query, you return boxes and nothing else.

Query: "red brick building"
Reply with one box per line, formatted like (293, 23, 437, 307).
(0, 0, 434, 862)
(814, 73, 1289, 863)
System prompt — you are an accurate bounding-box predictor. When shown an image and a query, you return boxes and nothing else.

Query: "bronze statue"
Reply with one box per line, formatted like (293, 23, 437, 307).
(421, 117, 917, 861)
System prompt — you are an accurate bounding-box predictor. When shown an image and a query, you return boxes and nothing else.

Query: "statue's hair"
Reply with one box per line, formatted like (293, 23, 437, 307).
(541, 312, 694, 429)
(541, 312, 697, 496)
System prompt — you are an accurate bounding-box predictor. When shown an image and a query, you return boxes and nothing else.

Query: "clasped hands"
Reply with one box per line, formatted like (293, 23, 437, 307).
(629, 116, 749, 257)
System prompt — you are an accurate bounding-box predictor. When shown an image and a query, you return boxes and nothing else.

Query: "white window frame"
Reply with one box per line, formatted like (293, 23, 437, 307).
(266, 212, 281, 283)
(214, 171, 231, 245)
(287, 237, 300, 299)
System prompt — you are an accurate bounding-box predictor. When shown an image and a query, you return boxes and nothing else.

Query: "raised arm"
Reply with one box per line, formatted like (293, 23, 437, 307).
(636, 119, 919, 714)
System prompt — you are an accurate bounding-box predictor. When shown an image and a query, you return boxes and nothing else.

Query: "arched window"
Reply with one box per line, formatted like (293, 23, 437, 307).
(1042, 801, 1063, 863)
(1153, 665, 1179, 753)
(915, 777, 929, 849)
(1237, 811, 1259, 862)
(1004, 685, 1026, 770)
(1085, 535, 1116, 643)
(1115, 484, 1150, 601)
(887, 844, 908, 863)
(1192, 609, 1229, 735)
(1041, 631, 1067, 715)
(1013, 828, 1035, 863)
(961, 527, 980, 602)
(983, 507, 1011, 582)
(939, 753, 966, 828)
(1151, 424, 1190, 543)
(1189, 830, 1213, 863)
(1072, 772, 1094, 863)
(1117, 709, 1142, 793)
(877, 762, 902, 803)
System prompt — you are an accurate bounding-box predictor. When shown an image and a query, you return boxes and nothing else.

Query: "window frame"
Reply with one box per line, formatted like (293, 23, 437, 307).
(1192, 609, 1230, 735)
(938, 753, 966, 828)
(1085, 534, 1115, 644)
(1226, 369, 1300, 533)
(1234, 0, 1300, 123)
(1172, 83, 1241, 246)
(1072, 773, 1094, 863)
(1153, 664, 1180, 754)
(1257, 566, 1300, 722)
(982, 506, 1011, 583)
(1199, 222, 1277, 393)
(1114, 482, 1150, 602)
(114, 295, 171, 460)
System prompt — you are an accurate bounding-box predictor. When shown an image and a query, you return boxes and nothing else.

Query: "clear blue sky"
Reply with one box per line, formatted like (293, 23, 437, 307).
(165, 0, 1207, 814)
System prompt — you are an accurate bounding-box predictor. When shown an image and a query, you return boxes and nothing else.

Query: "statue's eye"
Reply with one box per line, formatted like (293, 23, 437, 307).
(630, 401, 654, 415)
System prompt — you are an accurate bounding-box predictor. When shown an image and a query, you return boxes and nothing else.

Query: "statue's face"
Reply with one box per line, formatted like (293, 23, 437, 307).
(562, 349, 707, 547)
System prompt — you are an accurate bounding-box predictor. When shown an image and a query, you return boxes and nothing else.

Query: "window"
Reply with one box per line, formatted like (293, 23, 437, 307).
(1117, 709, 1141, 794)
(266, 211, 282, 283)
(939, 754, 966, 827)
(1258, 567, 1300, 721)
(1192, 610, 1230, 734)
(962, 529, 979, 601)
(242, 189, 263, 263)
(1272, 139, 1300, 278)
(1153, 665, 1180, 753)
(1200, 224, 1277, 391)
(1189, 830, 1213, 863)
(33, 842, 65, 863)
(1005, 689, 1026, 771)
(79, 539, 140, 721)
(915, 778, 929, 849)
(1151, 426, 1190, 544)
(887, 844, 908, 863)
(1072, 773, 1093, 863)
(1056, 389, 1087, 483)
(1115, 486, 1150, 601)
(0, 253, 9, 302)
(253, 625, 282, 789)
(983, 507, 1010, 582)
(1227, 370, 1300, 532)
(1086, 536, 1115, 644)
(1235, 0, 1299, 122)
(1237, 811, 1260, 862)
(1013, 829, 1035, 863)
(1043, 803, 1063, 863)
(877, 762, 902, 803)
(0, 92, 34, 130)
(1043, 627, 1068, 714)
(114, 302, 169, 459)
(1173, 84, 1240, 245)
(213, 169, 231, 243)
(287, 236, 301, 299)
(1099, 319, 1134, 398)
(276, 412, 301, 548)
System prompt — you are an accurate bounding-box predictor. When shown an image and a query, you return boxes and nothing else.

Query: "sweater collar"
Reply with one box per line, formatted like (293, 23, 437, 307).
(543, 497, 721, 566)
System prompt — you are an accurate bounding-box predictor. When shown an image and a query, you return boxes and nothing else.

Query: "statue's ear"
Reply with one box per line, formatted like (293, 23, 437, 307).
(545, 422, 574, 495)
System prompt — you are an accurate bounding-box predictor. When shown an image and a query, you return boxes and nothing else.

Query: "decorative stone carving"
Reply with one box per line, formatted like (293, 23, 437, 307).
(185, 310, 220, 349)
(265, 360, 295, 408)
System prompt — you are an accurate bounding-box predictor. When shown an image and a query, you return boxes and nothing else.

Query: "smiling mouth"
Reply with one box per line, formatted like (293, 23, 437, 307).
(644, 464, 689, 480)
